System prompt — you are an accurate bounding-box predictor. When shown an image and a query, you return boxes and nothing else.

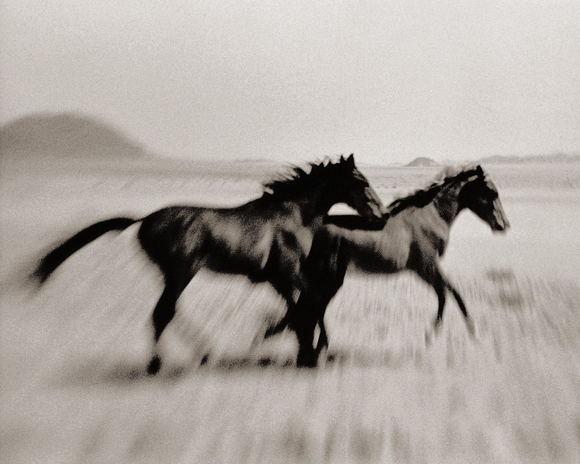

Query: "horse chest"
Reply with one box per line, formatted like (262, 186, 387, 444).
(407, 207, 449, 246)
(409, 217, 449, 258)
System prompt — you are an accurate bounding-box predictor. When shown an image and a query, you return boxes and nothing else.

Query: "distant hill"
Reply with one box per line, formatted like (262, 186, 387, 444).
(405, 157, 439, 167)
(477, 153, 580, 164)
(0, 113, 151, 159)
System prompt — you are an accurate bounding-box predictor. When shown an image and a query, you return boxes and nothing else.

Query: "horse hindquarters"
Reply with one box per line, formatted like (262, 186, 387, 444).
(146, 265, 204, 375)
(137, 209, 207, 374)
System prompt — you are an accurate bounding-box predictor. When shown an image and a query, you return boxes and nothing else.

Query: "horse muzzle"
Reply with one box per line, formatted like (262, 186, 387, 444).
(492, 199, 510, 232)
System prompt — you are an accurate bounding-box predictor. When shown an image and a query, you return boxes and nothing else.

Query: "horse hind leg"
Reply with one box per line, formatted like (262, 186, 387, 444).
(263, 275, 300, 339)
(147, 265, 201, 375)
(260, 277, 321, 367)
(147, 282, 181, 375)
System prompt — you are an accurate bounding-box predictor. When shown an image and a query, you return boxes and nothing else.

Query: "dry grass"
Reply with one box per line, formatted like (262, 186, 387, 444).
(1, 157, 580, 463)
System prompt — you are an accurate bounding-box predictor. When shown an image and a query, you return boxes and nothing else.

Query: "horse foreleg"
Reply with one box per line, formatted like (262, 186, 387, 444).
(311, 292, 336, 355)
(294, 311, 318, 368)
(445, 280, 476, 338)
(414, 263, 447, 343)
(289, 290, 331, 368)
(418, 261, 476, 342)
(315, 322, 328, 354)
(314, 273, 346, 354)
(307, 237, 347, 358)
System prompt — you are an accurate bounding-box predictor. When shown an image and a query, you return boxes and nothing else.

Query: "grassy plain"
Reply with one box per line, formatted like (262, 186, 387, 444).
(1, 157, 579, 463)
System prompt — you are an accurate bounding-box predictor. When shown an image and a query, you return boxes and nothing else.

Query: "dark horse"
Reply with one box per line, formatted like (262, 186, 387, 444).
(33, 155, 385, 374)
(265, 165, 510, 366)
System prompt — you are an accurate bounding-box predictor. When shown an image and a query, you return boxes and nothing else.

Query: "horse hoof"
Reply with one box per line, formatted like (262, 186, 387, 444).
(296, 352, 318, 368)
(297, 361, 317, 369)
(147, 356, 161, 375)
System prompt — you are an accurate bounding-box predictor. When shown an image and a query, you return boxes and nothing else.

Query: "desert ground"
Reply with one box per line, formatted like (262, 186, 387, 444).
(1, 156, 579, 463)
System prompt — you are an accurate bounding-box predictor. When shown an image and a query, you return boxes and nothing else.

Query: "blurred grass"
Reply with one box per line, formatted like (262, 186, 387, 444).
(1, 158, 580, 463)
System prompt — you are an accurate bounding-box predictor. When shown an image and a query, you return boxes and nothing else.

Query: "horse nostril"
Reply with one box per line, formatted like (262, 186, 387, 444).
(494, 222, 507, 232)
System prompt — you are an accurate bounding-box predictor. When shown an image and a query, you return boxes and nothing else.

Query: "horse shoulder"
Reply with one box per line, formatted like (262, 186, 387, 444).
(275, 225, 314, 259)
(377, 219, 412, 268)
(406, 206, 450, 257)
(274, 204, 319, 257)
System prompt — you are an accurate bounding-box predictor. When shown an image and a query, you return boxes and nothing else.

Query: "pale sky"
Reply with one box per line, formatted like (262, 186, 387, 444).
(1, 0, 579, 164)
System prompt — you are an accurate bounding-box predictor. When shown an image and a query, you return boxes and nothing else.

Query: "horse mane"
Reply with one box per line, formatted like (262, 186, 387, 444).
(262, 158, 334, 200)
(386, 164, 482, 216)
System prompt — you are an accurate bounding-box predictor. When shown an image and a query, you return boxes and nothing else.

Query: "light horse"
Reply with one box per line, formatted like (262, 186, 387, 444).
(265, 165, 510, 366)
(33, 155, 385, 374)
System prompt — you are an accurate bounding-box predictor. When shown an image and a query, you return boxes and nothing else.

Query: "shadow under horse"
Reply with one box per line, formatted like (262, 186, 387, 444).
(32, 155, 385, 374)
(265, 165, 510, 367)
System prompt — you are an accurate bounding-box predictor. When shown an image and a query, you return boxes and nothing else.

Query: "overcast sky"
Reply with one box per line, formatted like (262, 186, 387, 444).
(1, 0, 579, 164)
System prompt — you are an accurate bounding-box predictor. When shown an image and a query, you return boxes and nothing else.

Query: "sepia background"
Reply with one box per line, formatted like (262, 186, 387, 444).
(1, 0, 579, 165)
(2, 1, 580, 463)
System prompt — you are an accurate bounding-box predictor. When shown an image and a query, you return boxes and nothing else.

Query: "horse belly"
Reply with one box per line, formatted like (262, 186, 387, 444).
(350, 252, 403, 275)
(206, 223, 273, 275)
(351, 231, 409, 275)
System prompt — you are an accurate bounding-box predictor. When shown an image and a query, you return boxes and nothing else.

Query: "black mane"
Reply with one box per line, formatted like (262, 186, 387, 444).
(386, 166, 481, 216)
(263, 160, 332, 200)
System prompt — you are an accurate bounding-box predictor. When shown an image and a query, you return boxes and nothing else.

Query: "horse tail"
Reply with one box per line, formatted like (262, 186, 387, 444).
(33, 217, 137, 284)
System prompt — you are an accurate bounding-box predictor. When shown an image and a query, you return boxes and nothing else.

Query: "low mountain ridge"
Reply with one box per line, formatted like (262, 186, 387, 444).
(405, 157, 440, 167)
(0, 113, 151, 159)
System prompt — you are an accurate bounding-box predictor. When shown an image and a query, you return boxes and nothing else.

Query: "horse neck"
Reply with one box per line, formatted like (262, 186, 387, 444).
(432, 179, 468, 225)
(293, 187, 337, 224)
(265, 183, 333, 226)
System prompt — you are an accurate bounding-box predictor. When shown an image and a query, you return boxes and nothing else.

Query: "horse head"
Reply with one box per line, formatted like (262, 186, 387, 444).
(264, 155, 384, 222)
(458, 165, 510, 232)
(327, 154, 385, 221)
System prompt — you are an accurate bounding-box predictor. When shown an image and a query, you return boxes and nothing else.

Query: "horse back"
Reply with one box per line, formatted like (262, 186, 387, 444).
(147, 205, 276, 271)
(327, 216, 411, 274)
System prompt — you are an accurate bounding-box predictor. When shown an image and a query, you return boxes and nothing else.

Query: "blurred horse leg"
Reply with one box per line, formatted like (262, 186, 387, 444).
(147, 261, 203, 375)
(413, 260, 447, 344)
(446, 280, 476, 337)
(416, 260, 477, 343)
(296, 232, 348, 364)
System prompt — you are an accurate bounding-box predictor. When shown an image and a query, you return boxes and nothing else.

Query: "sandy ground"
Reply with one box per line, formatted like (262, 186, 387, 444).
(1, 157, 580, 463)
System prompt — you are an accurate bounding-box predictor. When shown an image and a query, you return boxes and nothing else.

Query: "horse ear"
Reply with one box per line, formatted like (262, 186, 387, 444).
(475, 165, 484, 176)
(345, 154, 355, 167)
